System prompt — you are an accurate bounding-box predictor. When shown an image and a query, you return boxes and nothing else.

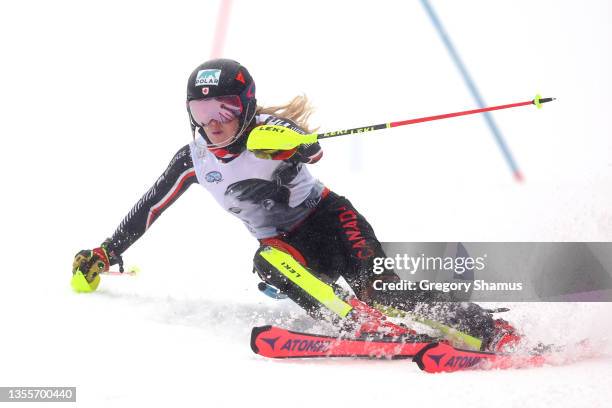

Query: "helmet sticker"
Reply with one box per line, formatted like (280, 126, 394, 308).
(246, 83, 255, 99)
(201, 87, 209, 95)
(195, 69, 221, 86)
(235, 70, 246, 84)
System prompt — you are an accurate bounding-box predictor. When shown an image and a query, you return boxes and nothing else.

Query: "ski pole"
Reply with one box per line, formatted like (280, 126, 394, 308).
(100, 266, 140, 276)
(100, 270, 137, 276)
(247, 95, 556, 151)
(319, 95, 555, 140)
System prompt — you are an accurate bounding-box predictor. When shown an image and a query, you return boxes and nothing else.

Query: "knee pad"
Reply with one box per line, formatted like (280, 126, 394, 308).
(252, 246, 285, 287)
(253, 246, 322, 316)
(253, 239, 307, 287)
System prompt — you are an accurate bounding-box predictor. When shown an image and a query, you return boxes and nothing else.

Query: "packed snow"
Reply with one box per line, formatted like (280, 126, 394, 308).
(1, 1, 611, 407)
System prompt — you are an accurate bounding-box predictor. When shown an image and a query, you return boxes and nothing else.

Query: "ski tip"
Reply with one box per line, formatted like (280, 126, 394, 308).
(412, 342, 440, 371)
(250, 326, 273, 355)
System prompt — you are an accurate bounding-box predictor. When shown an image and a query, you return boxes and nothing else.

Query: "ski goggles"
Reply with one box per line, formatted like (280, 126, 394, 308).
(188, 95, 243, 127)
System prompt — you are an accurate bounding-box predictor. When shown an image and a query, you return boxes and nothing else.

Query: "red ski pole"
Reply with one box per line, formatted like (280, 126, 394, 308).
(316, 95, 555, 140)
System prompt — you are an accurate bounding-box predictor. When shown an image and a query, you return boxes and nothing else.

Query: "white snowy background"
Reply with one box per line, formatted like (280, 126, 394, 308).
(1, 0, 611, 407)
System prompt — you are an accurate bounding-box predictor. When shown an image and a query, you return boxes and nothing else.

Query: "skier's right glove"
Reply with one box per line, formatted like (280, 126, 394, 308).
(71, 247, 111, 292)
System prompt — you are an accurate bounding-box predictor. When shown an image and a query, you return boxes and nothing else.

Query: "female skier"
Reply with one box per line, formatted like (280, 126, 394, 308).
(72, 59, 519, 352)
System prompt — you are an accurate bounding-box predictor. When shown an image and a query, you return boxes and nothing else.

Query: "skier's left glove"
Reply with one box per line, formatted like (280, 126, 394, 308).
(247, 125, 320, 161)
(291, 142, 323, 164)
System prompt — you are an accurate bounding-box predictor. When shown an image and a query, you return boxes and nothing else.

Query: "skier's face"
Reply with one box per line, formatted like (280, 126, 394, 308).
(188, 96, 243, 147)
(204, 118, 240, 146)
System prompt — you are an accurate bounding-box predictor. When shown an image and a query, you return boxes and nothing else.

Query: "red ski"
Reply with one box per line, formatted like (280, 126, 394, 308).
(414, 342, 547, 373)
(251, 325, 428, 360)
(251, 326, 594, 373)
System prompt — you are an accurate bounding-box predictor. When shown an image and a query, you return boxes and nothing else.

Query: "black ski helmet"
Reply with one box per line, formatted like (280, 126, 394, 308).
(187, 59, 257, 154)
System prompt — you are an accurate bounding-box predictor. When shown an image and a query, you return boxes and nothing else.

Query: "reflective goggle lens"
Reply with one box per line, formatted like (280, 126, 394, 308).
(188, 96, 243, 127)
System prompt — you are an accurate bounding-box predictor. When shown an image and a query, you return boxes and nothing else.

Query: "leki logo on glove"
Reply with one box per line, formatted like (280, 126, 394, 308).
(195, 69, 221, 86)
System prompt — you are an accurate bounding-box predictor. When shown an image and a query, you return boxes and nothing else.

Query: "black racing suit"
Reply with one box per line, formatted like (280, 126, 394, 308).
(102, 118, 497, 346)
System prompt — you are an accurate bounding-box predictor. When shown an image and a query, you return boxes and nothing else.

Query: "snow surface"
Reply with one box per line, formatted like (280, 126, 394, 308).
(1, 0, 612, 407)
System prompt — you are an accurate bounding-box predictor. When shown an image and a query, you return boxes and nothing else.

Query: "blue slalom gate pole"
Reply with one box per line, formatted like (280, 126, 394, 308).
(420, 0, 524, 181)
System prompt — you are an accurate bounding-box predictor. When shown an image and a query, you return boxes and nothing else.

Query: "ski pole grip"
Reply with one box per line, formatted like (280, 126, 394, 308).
(533, 95, 556, 109)
(538, 97, 555, 104)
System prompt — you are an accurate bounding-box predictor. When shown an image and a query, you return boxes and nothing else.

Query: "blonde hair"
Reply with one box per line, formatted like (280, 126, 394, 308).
(256, 95, 318, 133)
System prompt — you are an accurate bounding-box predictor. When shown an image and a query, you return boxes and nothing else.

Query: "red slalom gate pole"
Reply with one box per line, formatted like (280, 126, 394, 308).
(210, 0, 233, 59)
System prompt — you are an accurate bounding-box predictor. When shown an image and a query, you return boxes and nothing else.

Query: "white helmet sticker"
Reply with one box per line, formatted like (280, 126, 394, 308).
(195, 69, 221, 86)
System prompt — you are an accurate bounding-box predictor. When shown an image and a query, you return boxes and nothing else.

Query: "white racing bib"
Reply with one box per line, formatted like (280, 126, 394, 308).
(189, 130, 324, 238)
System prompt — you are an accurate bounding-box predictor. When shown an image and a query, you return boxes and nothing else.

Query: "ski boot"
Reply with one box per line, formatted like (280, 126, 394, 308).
(484, 318, 522, 353)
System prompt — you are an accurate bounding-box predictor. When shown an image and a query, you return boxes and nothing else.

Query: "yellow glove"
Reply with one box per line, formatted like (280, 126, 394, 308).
(71, 247, 110, 292)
